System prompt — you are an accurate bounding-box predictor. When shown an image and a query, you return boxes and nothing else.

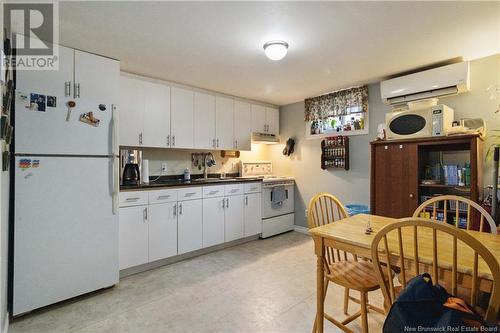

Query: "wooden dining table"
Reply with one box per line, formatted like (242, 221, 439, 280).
(309, 214, 500, 333)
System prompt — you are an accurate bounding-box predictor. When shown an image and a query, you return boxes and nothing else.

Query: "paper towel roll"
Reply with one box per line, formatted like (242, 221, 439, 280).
(142, 159, 149, 184)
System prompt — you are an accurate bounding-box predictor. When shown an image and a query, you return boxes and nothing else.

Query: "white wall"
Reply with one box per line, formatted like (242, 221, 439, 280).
(270, 54, 500, 228)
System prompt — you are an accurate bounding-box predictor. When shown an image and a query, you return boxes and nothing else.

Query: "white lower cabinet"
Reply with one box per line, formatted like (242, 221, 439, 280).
(148, 202, 178, 262)
(177, 199, 203, 254)
(244, 193, 262, 237)
(225, 195, 245, 242)
(119, 183, 261, 271)
(202, 197, 225, 247)
(119, 205, 148, 270)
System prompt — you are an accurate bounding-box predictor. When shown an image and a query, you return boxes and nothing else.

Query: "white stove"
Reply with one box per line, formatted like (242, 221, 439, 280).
(240, 161, 295, 238)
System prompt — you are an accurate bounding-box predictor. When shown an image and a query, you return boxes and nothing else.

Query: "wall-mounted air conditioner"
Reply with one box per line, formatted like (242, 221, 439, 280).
(380, 61, 470, 105)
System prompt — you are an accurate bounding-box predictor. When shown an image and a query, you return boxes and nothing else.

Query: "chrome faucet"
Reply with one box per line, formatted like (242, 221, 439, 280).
(203, 153, 216, 179)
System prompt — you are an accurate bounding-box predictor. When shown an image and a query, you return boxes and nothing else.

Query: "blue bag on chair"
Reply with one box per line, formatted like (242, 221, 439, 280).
(383, 273, 498, 332)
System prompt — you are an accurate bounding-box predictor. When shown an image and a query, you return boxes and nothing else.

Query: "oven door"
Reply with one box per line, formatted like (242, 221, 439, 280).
(262, 184, 294, 219)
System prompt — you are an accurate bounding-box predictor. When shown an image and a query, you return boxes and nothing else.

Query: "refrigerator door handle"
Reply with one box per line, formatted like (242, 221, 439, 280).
(111, 105, 120, 215)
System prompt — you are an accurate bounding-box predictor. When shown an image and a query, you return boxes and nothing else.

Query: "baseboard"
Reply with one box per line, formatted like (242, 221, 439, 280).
(3, 312, 8, 333)
(293, 225, 310, 235)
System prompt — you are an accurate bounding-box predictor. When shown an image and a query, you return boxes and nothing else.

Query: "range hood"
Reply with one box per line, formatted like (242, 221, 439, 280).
(251, 132, 280, 144)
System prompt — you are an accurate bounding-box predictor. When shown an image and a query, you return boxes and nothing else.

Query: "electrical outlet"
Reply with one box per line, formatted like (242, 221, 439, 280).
(161, 162, 167, 174)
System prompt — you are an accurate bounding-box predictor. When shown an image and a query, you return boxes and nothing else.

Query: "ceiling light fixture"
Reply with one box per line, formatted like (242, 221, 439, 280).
(263, 40, 289, 61)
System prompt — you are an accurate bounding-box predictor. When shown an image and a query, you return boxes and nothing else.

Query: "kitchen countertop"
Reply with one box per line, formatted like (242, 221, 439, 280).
(120, 176, 262, 191)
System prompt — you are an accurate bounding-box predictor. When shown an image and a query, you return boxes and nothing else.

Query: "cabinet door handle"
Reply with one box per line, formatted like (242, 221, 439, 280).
(185, 192, 196, 197)
(174, 204, 177, 216)
(226, 198, 229, 209)
(74, 83, 80, 98)
(245, 196, 248, 206)
(172, 135, 175, 146)
(235, 140, 238, 149)
(222, 198, 225, 209)
(216, 138, 219, 148)
(139, 133, 143, 145)
(125, 197, 140, 201)
(143, 207, 147, 222)
(65, 81, 71, 97)
(179, 203, 183, 215)
(409, 193, 414, 198)
(157, 195, 170, 199)
(166, 135, 170, 146)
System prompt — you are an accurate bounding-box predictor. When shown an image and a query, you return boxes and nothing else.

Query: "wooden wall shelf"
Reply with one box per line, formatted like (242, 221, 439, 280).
(321, 136, 349, 170)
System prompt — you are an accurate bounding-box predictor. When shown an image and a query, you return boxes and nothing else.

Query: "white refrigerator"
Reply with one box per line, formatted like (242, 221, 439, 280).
(13, 47, 120, 315)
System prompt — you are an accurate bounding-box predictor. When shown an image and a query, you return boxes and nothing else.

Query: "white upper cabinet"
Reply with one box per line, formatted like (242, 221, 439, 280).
(118, 73, 278, 150)
(233, 101, 252, 151)
(251, 104, 266, 134)
(171, 87, 194, 149)
(250, 104, 279, 135)
(194, 92, 216, 149)
(266, 107, 280, 136)
(142, 82, 171, 148)
(119, 75, 145, 147)
(118, 76, 170, 148)
(215, 96, 234, 150)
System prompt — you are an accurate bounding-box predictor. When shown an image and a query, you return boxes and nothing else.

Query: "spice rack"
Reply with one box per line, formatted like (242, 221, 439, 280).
(321, 136, 349, 170)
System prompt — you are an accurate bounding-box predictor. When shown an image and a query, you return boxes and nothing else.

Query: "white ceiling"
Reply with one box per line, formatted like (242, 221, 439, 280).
(59, 1, 500, 106)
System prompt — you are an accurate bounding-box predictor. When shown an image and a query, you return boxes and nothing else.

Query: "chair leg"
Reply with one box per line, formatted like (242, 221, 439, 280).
(312, 278, 329, 333)
(360, 292, 369, 333)
(343, 287, 349, 314)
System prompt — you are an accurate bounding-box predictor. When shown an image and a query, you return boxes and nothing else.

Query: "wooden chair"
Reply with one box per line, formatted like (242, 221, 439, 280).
(371, 218, 500, 322)
(308, 193, 385, 333)
(413, 195, 497, 234)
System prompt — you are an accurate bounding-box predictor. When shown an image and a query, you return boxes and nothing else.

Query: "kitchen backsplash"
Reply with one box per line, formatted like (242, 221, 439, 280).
(142, 144, 270, 176)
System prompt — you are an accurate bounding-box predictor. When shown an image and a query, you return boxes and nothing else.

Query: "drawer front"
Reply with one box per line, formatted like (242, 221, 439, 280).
(202, 185, 225, 198)
(148, 189, 178, 204)
(224, 183, 244, 196)
(178, 187, 202, 201)
(244, 182, 262, 194)
(119, 191, 148, 207)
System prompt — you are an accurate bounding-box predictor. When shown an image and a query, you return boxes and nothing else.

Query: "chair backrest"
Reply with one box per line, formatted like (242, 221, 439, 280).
(307, 193, 350, 265)
(413, 195, 497, 234)
(371, 218, 500, 322)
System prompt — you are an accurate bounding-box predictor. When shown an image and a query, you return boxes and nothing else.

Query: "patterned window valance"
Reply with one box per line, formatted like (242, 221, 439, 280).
(304, 85, 368, 121)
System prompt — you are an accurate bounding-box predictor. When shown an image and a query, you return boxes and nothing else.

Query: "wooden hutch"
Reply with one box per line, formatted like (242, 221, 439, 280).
(370, 134, 483, 219)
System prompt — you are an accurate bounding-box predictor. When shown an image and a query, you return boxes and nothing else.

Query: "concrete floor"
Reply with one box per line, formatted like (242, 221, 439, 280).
(10, 232, 385, 333)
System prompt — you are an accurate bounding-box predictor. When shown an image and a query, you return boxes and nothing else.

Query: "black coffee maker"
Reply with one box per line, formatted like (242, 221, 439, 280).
(122, 163, 140, 185)
(121, 149, 141, 185)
